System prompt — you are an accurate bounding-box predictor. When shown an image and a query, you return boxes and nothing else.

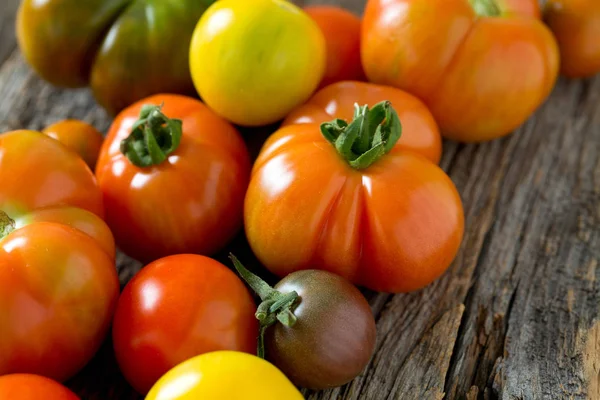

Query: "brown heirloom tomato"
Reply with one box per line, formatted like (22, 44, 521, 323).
(361, 0, 559, 142)
(545, 0, 600, 78)
(0, 131, 119, 382)
(17, 0, 215, 114)
(245, 102, 464, 293)
(283, 81, 442, 164)
(96, 94, 250, 263)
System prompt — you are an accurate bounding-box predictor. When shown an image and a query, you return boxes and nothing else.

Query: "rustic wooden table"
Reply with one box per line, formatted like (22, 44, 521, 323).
(1, 0, 599, 399)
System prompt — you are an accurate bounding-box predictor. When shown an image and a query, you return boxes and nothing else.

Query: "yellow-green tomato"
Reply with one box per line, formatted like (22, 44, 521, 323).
(189, 0, 326, 126)
(145, 351, 304, 400)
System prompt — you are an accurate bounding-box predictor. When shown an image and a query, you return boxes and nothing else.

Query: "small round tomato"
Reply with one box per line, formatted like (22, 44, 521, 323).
(283, 81, 442, 164)
(42, 120, 104, 170)
(246, 102, 464, 293)
(146, 351, 303, 400)
(95, 94, 250, 263)
(304, 6, 365, 89)
(544, 0, 600, 78)
(189, 0, 326, 126)
(113, 255, 258, 394)
(0, 374, 79, 400)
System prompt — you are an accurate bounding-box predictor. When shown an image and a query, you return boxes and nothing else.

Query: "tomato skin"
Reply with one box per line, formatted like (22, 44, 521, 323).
(16, 0, 215, 114)
(245, 123, 464, 293)
(305, 6, 365, 89)
(189, 0, 326, 126)
(361, 0, 559, 142)
(544, 0, 600, 78)
(0, 374, 79, 400)
(282, 81, 442, 164)
(43, 120, 104, 170)
(113, 255, 258, 394)
(146, 351, 303, 400)
(96, 94, 250, 263)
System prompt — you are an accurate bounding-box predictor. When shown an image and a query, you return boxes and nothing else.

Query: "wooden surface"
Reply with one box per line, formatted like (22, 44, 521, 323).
(1, 0, 600, 399)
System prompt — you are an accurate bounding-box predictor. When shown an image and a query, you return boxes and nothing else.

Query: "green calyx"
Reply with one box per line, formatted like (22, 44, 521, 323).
(320, 101, 402, 170)
(0, 210, 15, 240)
(120, 104, 183, 168)
(229, 254, 300, 359)
(469, 0, 500, 17)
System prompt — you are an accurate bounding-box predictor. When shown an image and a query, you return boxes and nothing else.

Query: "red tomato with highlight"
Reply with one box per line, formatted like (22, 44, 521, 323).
(43, 120, 104, 170)
(305, 6, 365, 88)
(96, 94, 250, 263)
(112, 254, 258, 394)
(0, 374, 79, 400)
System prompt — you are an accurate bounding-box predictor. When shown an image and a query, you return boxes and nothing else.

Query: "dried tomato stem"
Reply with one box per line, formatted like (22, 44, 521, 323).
(0, 210, 15, 240)
(470, 0, 500, 17)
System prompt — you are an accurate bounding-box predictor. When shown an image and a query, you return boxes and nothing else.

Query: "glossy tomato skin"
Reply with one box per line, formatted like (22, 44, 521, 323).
(17, 0, 215, 114)
(96, 94, 250, 263)
(0, 131, 119, 381)
(43, 120, 104, 170)
(283, 81, 442, 164)
(265, 270, 376, 389)
(305, 6, 365, 89)
(361, 0, 559, 142)
(189, 0, 326, 126)
(112, 255, 258, 394)
(245, 124, 464, 293)
(0, 374, 79, 400)
(545, 0, 600, 78)
(146, 351, 303, 400)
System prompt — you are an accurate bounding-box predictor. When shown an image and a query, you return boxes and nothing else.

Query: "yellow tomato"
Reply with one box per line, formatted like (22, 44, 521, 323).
(189, 0, 326, 126)
(145, 351, 304, 400)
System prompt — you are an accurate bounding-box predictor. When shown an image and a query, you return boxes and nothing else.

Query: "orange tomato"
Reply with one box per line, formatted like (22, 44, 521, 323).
(304, 6, 365, 88)
(43, 120, 104, 170)
(0, 374, 79, 400)
(545, 0, 600, 78)
(96, 94, 250, 263)
(245, 102, 464, 293)
(283, 81, 442, 164)
(361, 0, 559, 142)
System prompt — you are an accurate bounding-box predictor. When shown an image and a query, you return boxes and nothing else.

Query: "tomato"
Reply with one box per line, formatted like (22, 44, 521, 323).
(0, 374, 79, 400)
(146, 351, 303, 400)
(361, 0, 559, 142)
(113, 255, 258, 394)
(189, 0, 326, 126)
(0, 131, 119, 381)
(17, 0, 216, 114)
(245, 102, 464, 293)
(544, 0, 600, 78)
(230, 255, 376, 389)
(283, 81, 442, 164)
(43, 120, 104, 170)
(304, 6, 365, 89)
(96, 94, 250, 263)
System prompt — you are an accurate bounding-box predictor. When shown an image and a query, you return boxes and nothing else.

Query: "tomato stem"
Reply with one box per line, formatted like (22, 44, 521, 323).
(469, 0, 500, 17)
(0, 210, 15, 239)
(229, 254, 300, 359)
(320, 101, 402, 170)
(120, 104, 183, 168)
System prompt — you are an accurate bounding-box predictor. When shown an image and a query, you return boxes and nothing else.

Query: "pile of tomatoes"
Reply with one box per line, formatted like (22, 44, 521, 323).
(3, 0, 599, 398)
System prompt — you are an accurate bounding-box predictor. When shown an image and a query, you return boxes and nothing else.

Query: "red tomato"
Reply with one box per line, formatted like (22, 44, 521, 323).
(0, 374, 79, 400)
(0, 131, 119, 381)
(96, 94, 250, 263)
(112, 254, 258, 394)
(304, 6, 365, 88)
(43, 120, 104, 170)
(361, 0, 559, 142)
(245, 102, 464, 293)
(544, 0, 600, 78)
(282, 81, 442, 164)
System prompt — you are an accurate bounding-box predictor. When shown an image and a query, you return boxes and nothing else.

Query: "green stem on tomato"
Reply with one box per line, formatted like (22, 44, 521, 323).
(320, 101, 402, 170)
(0, 210, 15, 240)
(229, 254, 300, 359)
(469, 0, 500, 17)
(120, 104, 183, 168)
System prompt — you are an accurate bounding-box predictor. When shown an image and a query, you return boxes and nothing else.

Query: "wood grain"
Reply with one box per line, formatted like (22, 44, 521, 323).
(1, 0, 599, 399)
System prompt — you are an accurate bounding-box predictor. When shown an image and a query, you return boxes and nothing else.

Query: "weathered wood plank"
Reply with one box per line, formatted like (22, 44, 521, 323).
(0, 0, 20, 66)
